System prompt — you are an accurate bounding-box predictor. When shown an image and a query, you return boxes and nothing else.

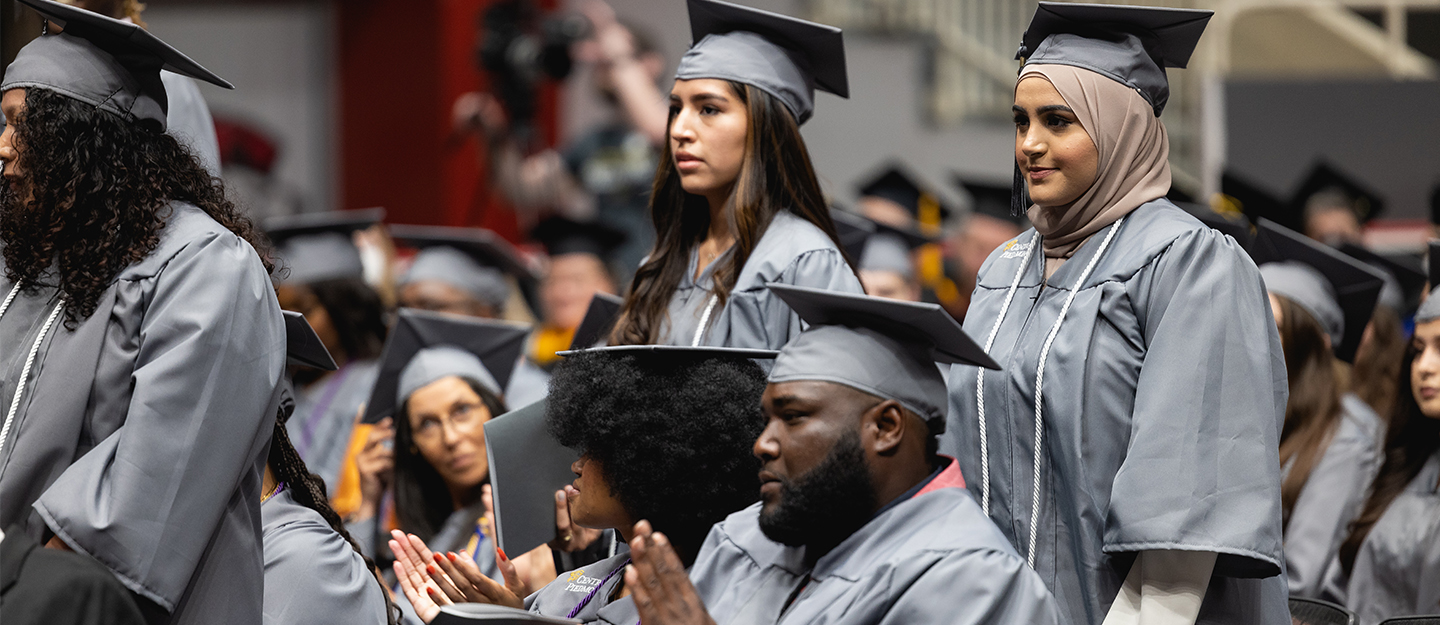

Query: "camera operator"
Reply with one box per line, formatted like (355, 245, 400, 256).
(454, 0, 667, 282)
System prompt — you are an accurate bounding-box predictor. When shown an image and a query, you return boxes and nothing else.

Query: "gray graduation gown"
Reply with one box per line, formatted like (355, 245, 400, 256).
(1327, 450, 1440, 625)
(160, 71, 221, 178)
(660, 211, 863, 348)
(506, 351, 551, 408)
(524, 551, 638, 624)
(263, 488, 387, 625)
(0, 204, 286, 624)
(688, 464, 1061, 625)
(290, 358, 380, 490)
(943, 201, 1290, 625)
(1283, 393, 1384, 598)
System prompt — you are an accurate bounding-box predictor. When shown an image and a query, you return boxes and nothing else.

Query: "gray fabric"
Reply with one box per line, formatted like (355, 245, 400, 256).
(398, 345, 502, 405)
(943, 200, 1290, 624)
(676, 31, 814, 124)
(1417, 290, 1440, 323)
(1260, 261, 1344, 348)
(161, 71, 221, 178)
(689, 480, 1063, 624)
(505, 352, 551, 408)
(857, 232, 913, 277)
(661, 211, 864, 349)
(1027, 32, 1170, 115)
(262, 488, 387, 625)
(525, 551, 633, 623)
(770, 325, 946, 424)
(3, 32, 168, 128)
(1338, 450, 1440, 625)
(1, 204, 285, 623)
(289, 359, 380, 490)
(277, 232, 364, 285)
(402, 246, 510, 310)
(1283, 394, 1384, 599)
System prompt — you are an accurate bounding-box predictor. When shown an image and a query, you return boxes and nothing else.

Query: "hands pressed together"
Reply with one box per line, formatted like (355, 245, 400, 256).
(626, 520, 716, 625)
(390, 528, 529, 622)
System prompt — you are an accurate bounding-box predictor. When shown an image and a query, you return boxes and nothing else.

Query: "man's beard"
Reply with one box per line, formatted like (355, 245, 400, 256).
(757, 429, 878, 551)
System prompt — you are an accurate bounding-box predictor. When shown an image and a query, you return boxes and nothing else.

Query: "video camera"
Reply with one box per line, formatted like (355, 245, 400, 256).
(477, 0, 591, 147)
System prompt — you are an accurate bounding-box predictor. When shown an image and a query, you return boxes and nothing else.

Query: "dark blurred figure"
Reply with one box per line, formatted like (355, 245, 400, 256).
(950, 175, 1026, 320)
(455, 0, 665, 281)
(1294, 162, 1384, 248)
(0, 526, 146, 625)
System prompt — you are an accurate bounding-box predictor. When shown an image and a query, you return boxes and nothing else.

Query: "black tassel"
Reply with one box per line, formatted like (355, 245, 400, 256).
(1011, 162, 1031, 217)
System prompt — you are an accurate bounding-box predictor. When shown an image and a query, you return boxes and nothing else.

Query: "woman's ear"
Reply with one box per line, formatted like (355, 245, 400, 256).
(864, 399, 908, 457)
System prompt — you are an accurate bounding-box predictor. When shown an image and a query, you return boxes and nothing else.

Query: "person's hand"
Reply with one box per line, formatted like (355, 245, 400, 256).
(549, 486, 603, 553)
(391, 531, 447, 623)
(452, 92, 509, 141)
(580, 0, 636, 64)
(430, 547, 527, 609)
(354, 418, 394, 521)
(626, 521, 716, 625)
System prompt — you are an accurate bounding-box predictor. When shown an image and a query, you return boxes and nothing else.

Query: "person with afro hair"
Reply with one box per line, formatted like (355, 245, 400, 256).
(390, 346, 770, 624)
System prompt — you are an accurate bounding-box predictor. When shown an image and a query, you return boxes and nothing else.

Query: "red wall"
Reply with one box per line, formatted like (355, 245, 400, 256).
(337, 0, 559, 242)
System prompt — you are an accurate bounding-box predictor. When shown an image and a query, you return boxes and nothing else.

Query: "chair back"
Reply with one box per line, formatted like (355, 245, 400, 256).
(1290, 597, 1356, 625)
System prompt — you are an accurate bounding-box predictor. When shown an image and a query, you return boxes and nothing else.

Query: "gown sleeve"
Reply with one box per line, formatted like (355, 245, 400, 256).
(265, 508, 388, 625)
(876, 548, 1062, 625)
(33, 230, 285, 612)
(727, 247, 864, 350)
(1103, 228, 1287, 578)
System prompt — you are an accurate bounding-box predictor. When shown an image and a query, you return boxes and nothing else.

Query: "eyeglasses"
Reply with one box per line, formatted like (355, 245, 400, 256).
(411, 401, 487, 444)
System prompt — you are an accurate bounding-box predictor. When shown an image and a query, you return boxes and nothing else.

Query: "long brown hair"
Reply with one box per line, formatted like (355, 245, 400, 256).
(610, 81, 850, 345)
(1350, 305, 1405, 420)
(1275, 295, 1346, 529)
(1338, 338, 1440, 574)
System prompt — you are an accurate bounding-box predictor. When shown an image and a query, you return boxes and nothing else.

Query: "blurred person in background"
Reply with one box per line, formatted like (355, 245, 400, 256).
(855, 220, 928, 302)
(267, 212, 390, 491)
(948, 176, 1026, 320)
(1296, 162, 1384, 249)
(608, 0, 864, 349)
(455, 0, 665, 281)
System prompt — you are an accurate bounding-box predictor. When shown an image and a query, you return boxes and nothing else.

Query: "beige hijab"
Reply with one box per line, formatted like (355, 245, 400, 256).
(1019, 64, 1171, 270)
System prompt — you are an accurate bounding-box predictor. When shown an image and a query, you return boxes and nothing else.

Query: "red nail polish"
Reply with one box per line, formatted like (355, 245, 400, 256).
(433, 553, 444, 563)
(426, 564, 436, 574)
(447, 552, 457, 561)
(498, 548, 509, 561)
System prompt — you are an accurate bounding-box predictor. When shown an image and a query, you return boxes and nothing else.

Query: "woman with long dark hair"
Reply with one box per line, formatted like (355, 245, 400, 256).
(1256, 248, 1387, 599)
(609, 0, 863, 349)
(1326, 293, 1440, 623)
(0, 2, 285, 623)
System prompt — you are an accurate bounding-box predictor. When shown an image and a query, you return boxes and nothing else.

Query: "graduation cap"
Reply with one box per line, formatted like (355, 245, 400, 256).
(264, 208, 385, 285)
(1221, 171, 1293, 234)
(361, 309, 530, 424)
(568, 292, 624, 350)
(955, 174, 1026, 227)
(529, 217, 626, 260)
(282, 310, 336, 371)
(859, 221, 933, 279)
(856, 164, 952, 221)
(432, 602, 580, 624)
(1250, 219, 1386, 362)
(1175, 201, 1254, 249)
(766, 284, 998, 430)
(829, 207, 876, 264)
(1290, 161, 1385, 224)
(675, 0, 847, 125)
(1017, 2, 1212, 116)
(2, 0, 233, 132)
(1420, 241, 1440, 323)
(1339, 243, 1425, 313)
(392, 224, 540, 312)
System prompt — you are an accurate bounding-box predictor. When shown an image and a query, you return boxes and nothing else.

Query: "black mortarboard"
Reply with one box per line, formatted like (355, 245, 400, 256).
(568, 292, 624, 350)
(264, 208, 385, 285)
(283, 310, 336, 371)
(1017, 2, 1212, 116)
(1339, 243, 1426, 313)
(1221, 171, 1293, 234)
(1290, 161, 1385, 224)
(391, 224, 541, 313)
(3, 0, 233, 131)
(1175, 201, 1254, 248)
(675, 0, 847, 125)
(529, 217, 626, 259)
(361, 309, 529, 424)
(955, 174, 1026, 226)
(829, 207, 877, 264)
(857, 164, 952, 220)
(1422, 241, 1440, 323)
(1250, 219, 1386, 362)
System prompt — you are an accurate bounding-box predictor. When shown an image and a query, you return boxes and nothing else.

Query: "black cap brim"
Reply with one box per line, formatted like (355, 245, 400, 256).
(1019, 1, 1211, 68)
(282, 310, 337, 371)
(568, 292, 624, 351)
(263, 207, 386, 245)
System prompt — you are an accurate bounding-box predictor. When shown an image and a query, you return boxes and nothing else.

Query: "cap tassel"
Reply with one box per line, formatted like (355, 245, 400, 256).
(1011, 162, 1031, 217)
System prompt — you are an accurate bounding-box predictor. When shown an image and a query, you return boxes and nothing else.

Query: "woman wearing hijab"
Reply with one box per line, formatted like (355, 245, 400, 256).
(609, 0, 863, 349)
(1324, 272, 1440, 623)
(943, 4, 1289, 623)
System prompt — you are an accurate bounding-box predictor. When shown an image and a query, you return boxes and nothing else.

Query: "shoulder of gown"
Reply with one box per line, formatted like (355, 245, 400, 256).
(263, 490, 388, 625)
(733, 211, 858, 292)
(525, 551, 632, 622)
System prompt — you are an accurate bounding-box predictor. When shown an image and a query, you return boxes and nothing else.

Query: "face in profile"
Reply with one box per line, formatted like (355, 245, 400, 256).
(1410, 318, 1440, 419)
(406, 375, 496, 493)
(1012, 76, 1099, 209)
(0, 89, 29, 212)
(565, 455, 634, 531)
(668, 78, 749, 202)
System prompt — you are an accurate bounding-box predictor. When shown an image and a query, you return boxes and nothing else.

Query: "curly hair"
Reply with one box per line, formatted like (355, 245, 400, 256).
(1, 88, 272, 326)
(545, 351, 767, 556)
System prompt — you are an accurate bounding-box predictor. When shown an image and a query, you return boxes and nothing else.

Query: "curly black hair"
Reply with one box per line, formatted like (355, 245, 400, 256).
(546, 351, 767, 558)
(1, 88, 272, 326)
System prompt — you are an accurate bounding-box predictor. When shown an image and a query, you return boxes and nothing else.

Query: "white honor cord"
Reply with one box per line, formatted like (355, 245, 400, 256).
(0, 298, 66, 473)
(691, 295, 719, 347)
(975, 240, 1040, 517)
(0, 284, 19, 320)
(975, 217, 1126, 569)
